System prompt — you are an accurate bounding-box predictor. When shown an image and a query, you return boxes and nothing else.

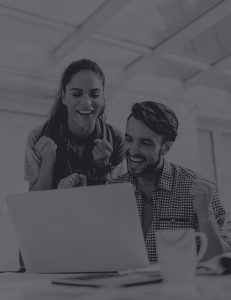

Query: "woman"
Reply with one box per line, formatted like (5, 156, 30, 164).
(24, 59, 126, 191)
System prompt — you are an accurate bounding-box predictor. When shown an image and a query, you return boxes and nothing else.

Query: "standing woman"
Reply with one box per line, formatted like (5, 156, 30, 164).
(24, 59, 126, 191)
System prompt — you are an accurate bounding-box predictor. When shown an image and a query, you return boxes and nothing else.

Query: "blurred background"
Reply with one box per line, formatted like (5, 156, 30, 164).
(1, 0, 231, 250)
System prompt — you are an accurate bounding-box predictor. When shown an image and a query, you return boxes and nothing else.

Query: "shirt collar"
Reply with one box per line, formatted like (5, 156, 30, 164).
(157, 159, 173, 191)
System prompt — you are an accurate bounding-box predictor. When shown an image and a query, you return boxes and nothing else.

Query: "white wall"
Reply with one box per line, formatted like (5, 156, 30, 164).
(197, 115, 231, 213)
(0, 111, 45, 196)
(0, 111, 45, 270)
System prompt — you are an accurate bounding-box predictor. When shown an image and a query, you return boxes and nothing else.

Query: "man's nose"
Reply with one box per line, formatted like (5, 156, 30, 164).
(127, 142, 139, 155)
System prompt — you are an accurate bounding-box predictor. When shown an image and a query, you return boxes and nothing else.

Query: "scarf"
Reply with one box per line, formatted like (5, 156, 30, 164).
(40, 116, 118, 187)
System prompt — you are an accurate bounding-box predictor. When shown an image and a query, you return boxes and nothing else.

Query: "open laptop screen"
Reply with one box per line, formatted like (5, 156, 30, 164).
(6, 183, 149, 273)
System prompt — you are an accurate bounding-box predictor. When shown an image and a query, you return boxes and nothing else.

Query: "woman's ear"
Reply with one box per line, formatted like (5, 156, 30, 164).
(62, 91, 66, 105)
(160, 141, 173, 156)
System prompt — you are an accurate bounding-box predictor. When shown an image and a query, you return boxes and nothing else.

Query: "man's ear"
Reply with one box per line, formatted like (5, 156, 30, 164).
(160, 141, 173, 156)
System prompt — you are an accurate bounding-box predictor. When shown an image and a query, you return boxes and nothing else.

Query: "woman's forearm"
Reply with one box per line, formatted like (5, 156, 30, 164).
(29, 157, 56, 191)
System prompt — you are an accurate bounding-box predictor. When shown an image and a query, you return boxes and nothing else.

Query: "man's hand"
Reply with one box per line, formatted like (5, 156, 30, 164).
(190, 178, 229, 260)
(190, 178, 216, 215)
(58, 173, 87, 189)
(35, 136, 57, 162)
(92, 139, 113, 168)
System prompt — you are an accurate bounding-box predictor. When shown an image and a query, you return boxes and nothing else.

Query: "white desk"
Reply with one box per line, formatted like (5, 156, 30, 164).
(0, 273, 231, 300)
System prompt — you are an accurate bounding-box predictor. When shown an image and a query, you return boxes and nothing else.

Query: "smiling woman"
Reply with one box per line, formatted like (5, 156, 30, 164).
(24, 59, 126, 191)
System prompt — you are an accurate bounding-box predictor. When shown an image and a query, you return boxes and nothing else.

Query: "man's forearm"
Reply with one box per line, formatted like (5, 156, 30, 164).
(197, 212, 230, 261)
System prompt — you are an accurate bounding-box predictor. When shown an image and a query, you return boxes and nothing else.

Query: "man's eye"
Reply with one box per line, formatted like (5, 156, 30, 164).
(125, 136, 132, 142)
(142, 141, 153, 146)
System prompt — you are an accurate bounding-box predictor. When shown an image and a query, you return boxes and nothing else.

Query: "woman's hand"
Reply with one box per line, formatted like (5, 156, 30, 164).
(58, 173, 87, 189)
(93, 139, 113, 167)
(35, 136, 57, 162)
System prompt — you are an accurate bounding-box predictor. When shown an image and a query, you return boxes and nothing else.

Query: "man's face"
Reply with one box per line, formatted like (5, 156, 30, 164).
(125, 116, 166, 177)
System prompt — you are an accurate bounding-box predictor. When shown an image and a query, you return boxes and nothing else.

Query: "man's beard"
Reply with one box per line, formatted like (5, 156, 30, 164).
(127, 151, 162, 178)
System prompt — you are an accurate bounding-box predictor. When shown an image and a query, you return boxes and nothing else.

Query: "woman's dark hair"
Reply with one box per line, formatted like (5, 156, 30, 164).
(128, 101, 178, 142)
(50, 59, 106, 121)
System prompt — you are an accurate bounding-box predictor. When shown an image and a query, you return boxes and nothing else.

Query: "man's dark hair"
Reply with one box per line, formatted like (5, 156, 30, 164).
(128, 101, 178, 142)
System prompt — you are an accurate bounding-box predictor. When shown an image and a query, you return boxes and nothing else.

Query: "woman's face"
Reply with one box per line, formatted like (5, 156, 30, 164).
(62, 71, 104, 136)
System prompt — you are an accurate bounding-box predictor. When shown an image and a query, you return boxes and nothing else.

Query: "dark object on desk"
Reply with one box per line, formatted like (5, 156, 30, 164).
(52, 272, 162, 288)
(220, 257, 231, 275)
(19, 250, 26, 272)
(197, 252, 231, 275)
(0, 251, 26, 274)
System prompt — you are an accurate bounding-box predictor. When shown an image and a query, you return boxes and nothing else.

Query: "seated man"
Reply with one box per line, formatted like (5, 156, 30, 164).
(112, 101, 230, 263)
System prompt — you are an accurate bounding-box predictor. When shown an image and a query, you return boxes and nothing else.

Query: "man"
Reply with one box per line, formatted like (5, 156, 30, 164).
(113, 101, 230, 263)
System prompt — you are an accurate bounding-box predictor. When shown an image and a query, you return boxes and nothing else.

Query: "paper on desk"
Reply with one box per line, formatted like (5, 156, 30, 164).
(0, 197, 20, 271)
(131, 263, 160, 274)
(52, 264, 161, 289)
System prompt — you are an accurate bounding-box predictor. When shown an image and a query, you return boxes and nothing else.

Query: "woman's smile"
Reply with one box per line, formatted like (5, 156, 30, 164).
(76, 109, 94, 116)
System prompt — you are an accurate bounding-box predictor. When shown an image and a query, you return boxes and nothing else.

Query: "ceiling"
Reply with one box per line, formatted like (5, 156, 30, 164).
(1, 0, 231, 117)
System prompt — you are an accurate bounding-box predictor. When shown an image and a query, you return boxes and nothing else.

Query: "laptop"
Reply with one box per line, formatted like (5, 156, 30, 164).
(5, 183, 149, 273)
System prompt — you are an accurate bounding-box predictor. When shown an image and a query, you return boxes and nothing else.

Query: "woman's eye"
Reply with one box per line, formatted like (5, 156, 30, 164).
(72, 93, 82, 98)
(89, 93, 100, 99)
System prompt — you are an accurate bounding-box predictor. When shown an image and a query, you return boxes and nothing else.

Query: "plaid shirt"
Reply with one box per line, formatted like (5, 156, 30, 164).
(113, 160, 231, 262)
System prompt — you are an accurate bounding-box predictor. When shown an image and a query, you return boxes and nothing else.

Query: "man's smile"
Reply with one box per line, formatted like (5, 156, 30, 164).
(127, 155, 146, 166)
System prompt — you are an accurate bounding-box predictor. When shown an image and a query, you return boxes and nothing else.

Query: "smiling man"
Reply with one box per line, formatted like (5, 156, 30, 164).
(113, 101, 231, 263)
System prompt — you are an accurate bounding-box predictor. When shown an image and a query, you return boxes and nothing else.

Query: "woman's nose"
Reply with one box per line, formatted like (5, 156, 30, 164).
(80, 93, 92, 105)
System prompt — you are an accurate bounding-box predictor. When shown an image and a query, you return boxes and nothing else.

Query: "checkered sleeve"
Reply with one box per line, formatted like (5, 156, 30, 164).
(211, 189, 231, 248)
